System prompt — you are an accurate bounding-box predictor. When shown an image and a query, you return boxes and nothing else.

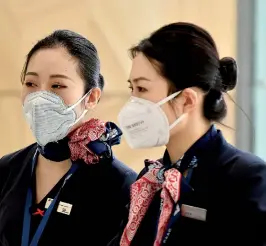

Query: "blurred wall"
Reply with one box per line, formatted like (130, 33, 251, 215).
(0, 0, 236, 172)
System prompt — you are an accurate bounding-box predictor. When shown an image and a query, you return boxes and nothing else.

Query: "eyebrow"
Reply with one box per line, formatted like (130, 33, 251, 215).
(128, 77, 151, 83)
(25, 72, 73, 81)
(50, 74, 73, 81)
(25, 72, 38, 77)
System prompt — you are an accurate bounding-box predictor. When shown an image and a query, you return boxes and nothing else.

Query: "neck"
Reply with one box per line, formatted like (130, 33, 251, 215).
(37, 154, 72, 174)
(35, 152, 72, 204)
(166, 120, 212, 163)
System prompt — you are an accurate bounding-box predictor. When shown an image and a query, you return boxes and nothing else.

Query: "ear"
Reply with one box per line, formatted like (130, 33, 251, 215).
(84, 87, 102, 109)
(177, 88, 198, 114)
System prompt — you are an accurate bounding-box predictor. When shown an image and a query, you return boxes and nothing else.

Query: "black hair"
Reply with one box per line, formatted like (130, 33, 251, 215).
(21, 29, 104, 93)
(130, 22, 237, 122)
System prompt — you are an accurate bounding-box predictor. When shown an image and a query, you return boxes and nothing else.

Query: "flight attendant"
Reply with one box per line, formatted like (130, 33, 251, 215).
(0, 30, 137, 246)
(114, 22, 266, 246)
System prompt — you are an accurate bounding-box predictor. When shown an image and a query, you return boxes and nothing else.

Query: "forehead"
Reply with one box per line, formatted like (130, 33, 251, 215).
(27, 47, 77, 74)
(130, 53, 160, 81)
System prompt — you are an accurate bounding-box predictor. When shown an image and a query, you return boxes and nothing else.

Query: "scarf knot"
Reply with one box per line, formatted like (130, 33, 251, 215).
(68, 119, 122, 164)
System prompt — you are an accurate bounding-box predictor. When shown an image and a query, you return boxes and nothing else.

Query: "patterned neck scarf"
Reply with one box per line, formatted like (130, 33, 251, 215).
(120, 157, 197, 246)
(38, 118, 122, 164)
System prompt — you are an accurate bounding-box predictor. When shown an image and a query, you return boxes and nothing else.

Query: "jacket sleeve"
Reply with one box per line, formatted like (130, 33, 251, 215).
(244, 161, 266, 245)
(120, 170, 137, 207)
(229, 157, 266, 246)
(0, 155, 11, 201)
(0, 144, 36, 202)
(107, 204, 129, 246)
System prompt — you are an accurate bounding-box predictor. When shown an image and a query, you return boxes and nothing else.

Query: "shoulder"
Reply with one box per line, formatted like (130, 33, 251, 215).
(111, 158, 137, 187)
(0, 143, 37, 193)
(221, 144, 266, 180)
(218, 144, 266, 204)
(0, 143, 37, 169)
(104, 157, 137, 205)
(206, 132, 266, 183)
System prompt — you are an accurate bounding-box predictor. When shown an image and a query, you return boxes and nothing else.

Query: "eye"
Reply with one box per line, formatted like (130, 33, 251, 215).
(137, 86, 147, 92)
(24, 81, 36, 87)
(51, 84, 66, 89)
(128, 85, 147, 93)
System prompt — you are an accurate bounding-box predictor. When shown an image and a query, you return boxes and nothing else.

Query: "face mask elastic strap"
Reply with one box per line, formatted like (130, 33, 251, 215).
(157, 91, 181, 106)
(69, 109, 89, 128)
(66, 89, 92, 112)
(169, 113, 186, 130)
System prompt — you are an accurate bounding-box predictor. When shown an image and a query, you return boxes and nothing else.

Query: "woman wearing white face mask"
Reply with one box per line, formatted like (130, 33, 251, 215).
(0, 30, 137, 246)
(109, 22, 266, 246)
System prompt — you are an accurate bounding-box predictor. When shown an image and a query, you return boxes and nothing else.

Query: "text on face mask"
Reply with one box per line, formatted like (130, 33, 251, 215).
(125, 120, 145, 130)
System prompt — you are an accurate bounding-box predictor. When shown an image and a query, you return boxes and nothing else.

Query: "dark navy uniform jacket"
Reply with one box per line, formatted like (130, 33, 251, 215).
(0, 143, 137, 246)
(109, 126, 266, 246)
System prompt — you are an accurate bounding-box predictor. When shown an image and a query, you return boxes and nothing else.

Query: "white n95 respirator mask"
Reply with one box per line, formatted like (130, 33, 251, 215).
(118, 91, 186, 149)
(23, 90, 90, 146)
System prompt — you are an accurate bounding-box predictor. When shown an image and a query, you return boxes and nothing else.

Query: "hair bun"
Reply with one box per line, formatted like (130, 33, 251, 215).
(219, 57, 237, 92)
